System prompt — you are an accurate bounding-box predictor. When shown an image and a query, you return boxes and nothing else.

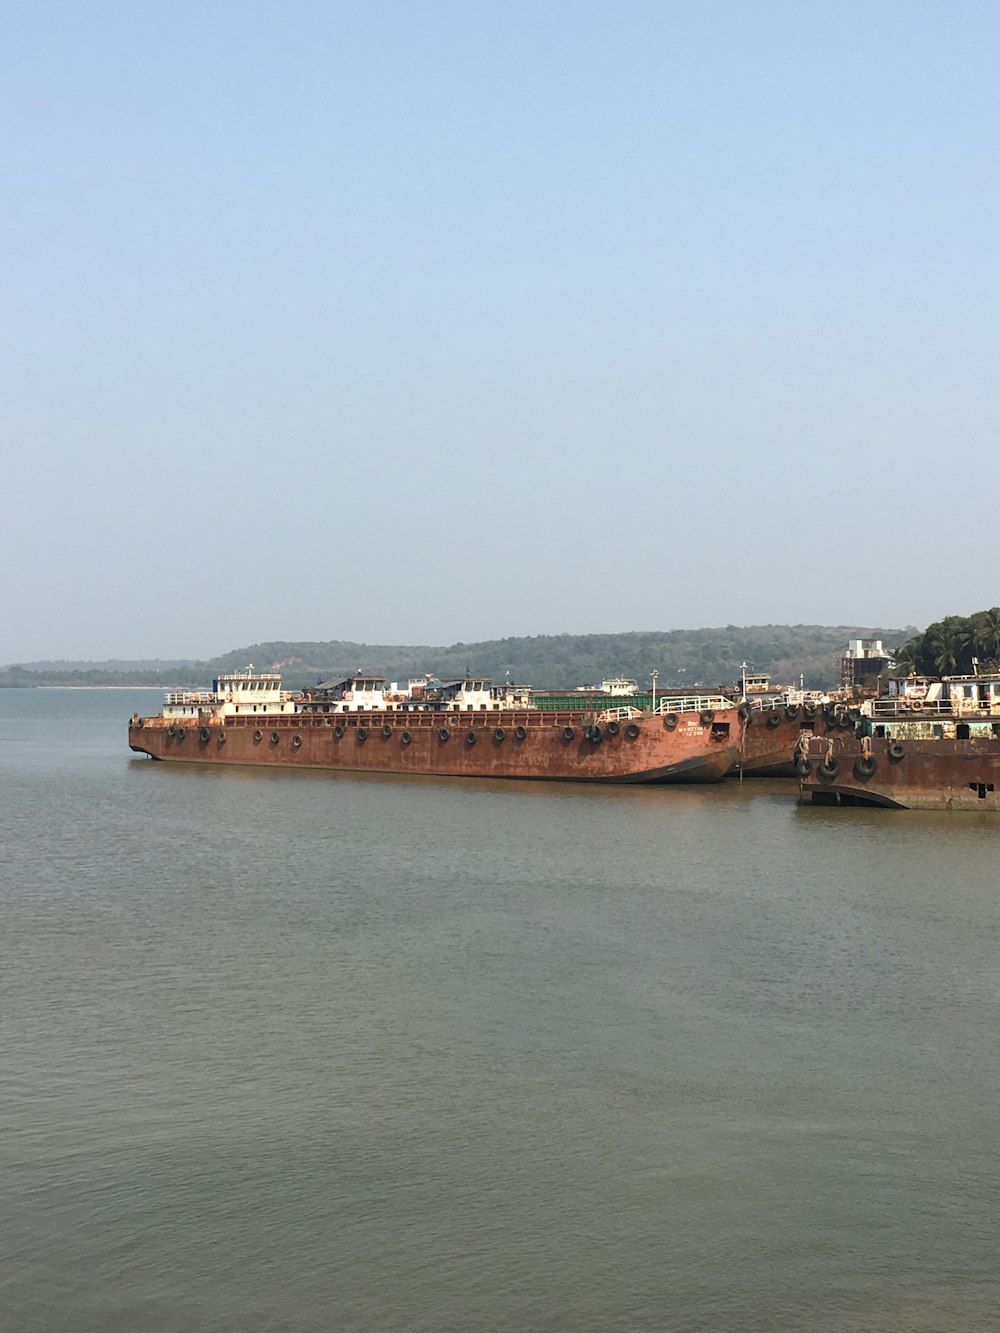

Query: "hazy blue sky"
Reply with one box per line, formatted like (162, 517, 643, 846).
(4, 1, 998, 661)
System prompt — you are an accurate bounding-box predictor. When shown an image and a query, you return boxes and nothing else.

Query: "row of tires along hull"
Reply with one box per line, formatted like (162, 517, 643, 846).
(171, 720, 646, 745)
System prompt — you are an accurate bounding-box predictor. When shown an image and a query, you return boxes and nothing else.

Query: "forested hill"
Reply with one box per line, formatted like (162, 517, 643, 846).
(3, 624, 912, 691)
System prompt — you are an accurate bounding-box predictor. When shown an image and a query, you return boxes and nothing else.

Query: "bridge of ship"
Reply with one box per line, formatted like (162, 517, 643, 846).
(863, 687, 1000, 740)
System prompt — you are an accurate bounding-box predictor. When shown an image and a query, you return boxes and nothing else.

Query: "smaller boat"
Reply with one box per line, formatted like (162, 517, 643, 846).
(587, 677, 639, 696)
(797, 673, 1000, 809)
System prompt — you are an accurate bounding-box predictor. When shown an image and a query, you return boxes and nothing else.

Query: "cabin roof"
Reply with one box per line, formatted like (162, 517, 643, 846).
(316, 674, 385, 690)
(218, 671, 282, 681)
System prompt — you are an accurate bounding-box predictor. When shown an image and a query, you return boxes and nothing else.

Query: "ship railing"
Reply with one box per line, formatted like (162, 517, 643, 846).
(653, 694, 734, 715)
(870, 697, 952, 718)
(223, 707, 637, 730)
(747, 695, 790, 712)
(596, 706, 644, 722)
(164, 690, 217, 706)
(748, 691, 827, 710)
(874, 697, 1000, 719)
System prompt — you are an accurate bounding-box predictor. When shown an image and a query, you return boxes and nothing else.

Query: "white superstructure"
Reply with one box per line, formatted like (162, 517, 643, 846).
(163, 669, 296, 719)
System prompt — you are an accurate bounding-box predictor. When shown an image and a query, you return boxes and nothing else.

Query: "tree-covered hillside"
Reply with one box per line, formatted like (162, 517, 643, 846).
(2, 623, 912, 691)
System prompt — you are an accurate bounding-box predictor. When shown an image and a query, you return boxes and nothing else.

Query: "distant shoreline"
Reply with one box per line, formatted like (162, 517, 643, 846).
(2, 684, 169, 691)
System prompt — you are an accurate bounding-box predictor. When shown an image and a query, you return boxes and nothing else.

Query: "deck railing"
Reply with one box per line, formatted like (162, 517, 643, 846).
(653, 695, 734, 715)
(871, 696, 1000, 719)
(748, 691, 828, 711)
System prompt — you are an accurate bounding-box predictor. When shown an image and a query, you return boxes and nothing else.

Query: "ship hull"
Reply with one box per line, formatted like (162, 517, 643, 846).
(798, 734, 1000, 810)
(129, 708, 740, 784)
(737, 703, 831, 776)
(738, 703, 853, 776)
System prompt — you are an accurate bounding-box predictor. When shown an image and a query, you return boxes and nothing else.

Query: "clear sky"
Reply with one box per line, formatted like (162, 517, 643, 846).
(3, 1, 998, 661)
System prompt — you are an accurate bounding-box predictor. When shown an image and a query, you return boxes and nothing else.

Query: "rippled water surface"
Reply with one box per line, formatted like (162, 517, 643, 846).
(3, 688, 1000, 1332)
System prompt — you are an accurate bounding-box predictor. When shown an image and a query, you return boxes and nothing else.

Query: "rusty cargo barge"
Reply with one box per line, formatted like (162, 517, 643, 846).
(798, 673, 1000, 810)
(129, 670, 742, 784)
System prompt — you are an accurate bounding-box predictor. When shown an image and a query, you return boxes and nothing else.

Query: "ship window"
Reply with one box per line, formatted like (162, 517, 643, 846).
(957, 724, 971, 739)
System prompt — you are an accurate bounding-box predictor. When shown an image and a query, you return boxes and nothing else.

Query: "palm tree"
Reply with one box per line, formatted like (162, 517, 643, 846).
(974, 607, 1000, 668)
(927, 620, 972, 676)
(893, 637, 922, 674)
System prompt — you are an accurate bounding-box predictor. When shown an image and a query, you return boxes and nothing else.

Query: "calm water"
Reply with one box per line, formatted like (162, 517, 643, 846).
(3, 688, 1000, 1332)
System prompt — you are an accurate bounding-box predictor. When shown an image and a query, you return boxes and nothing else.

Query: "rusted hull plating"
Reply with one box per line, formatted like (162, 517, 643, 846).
(741, 703, 816, 778)
(738, 702, 840, 776)
(798, 734, 1000, 810)
(129, 708, 741, 784)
